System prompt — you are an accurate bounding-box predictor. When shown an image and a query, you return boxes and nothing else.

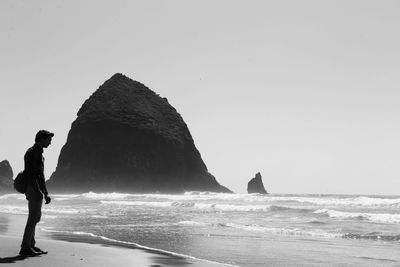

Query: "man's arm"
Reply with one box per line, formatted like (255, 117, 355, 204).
(36, 176, 51, 204)
(36, 157, 51, 204)
(36, 175, 48, 196)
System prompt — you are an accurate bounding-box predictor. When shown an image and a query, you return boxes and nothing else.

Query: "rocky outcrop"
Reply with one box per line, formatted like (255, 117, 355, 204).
(48, 73, 232, 193)
(0, 160, 14, 193)
(247, 172, 268, 194)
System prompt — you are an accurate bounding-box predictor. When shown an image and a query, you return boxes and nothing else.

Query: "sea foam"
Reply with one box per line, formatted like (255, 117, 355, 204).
(0, 194, 24, 200)
(42, 192, 400, 208)
(267, 196, 400, 207)
(82, 192, 131, 200)
(314, 209, 400, 224)
(0, 205, 27, 215)
(100, 200, 274, 212)
(101, 200, 173, 208)
(174, 221, 343, 239)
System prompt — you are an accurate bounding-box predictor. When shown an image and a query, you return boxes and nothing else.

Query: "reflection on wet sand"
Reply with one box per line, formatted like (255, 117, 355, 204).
(0, 216, 8, 234)
(46, 232, 223, 267)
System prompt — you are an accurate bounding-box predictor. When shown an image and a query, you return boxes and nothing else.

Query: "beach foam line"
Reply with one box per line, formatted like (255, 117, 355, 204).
(70, 191, 400, 207)
(176, 221, 400, 242)
(137, 193, 400, 207)
(24, 192, 400, 207)
(42, 207, 82, 214)
(0, 207, 57, 219)
(0, 204, 92, 216)
(226, 223, 400, 242)
(100, 200, 314, 213)
(0, 193, 25, 200)
(152, 192, 266, 202)
(41, 227, 239, 267)
(52, 194, 81, 198)
(82, 192, 132, 199)
(175, 220, 344, 239)
(101, 200, 275, 211)
(101, 200, 173, 207)
(0, 205, 27, 215)
(100, 200, 267, 210)
(177, 220, 209, 226)
(344, 232, 400, 242)
(75, 191, 266, 202)
(266, 196, 400, 207)
(194, 203, 272, 211)
(226, 223, 342, 238)
(314, 209, 400, 224)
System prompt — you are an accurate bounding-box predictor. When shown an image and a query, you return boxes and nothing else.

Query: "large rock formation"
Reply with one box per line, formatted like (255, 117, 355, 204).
(48, 73, 231, 193)
(0, 160, 14, 193)
(247, 172, 268, 194)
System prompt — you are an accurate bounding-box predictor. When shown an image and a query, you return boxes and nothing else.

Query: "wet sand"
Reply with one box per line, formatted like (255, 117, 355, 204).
(0, 213, 225, 267)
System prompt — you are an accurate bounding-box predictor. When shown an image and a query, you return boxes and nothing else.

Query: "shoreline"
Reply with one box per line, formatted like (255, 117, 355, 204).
(0, 213, 229, 267)
(2, 192, 400, 266)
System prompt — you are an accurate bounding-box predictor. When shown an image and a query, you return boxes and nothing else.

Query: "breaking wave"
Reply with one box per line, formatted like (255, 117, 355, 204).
(82, 192, 131, 200)
(0, 204, 88, 216)
(27, 192, 400, 208)
(100, 200, 302, 212)
(140, 193, 400, 207)
(0, 194, 25, 200)
(101, 200, 172, 208)
(266, 196, 400, 207)
(100, 200, 321, 213)
(314, 209, 400, 224)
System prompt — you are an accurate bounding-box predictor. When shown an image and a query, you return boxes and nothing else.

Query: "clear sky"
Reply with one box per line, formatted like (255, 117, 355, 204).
(1, 0, 399, 194)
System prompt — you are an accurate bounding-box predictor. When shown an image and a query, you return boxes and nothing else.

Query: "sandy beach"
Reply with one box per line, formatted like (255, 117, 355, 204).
(0, 213, 225, 267)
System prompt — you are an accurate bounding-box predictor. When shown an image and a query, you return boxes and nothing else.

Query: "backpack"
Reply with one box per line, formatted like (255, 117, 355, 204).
(14, 171, 28, 193)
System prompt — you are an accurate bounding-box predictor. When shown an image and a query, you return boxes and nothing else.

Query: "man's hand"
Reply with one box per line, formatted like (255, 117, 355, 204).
(44, 195, 51, 204)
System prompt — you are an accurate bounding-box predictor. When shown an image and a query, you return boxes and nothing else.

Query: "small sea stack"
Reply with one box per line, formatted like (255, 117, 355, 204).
(247, 172, 268, 194)
(0, 160, 14, 193)
(48, 73, 232, 193)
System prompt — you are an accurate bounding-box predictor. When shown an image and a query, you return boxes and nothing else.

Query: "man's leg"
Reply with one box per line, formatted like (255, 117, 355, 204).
(31, 228, 36, 248)
(21, 199, 42, 250)
(30, 200, 48, 254)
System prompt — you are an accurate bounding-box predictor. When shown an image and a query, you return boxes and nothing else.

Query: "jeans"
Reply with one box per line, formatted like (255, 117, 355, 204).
(21, 185, 43, 249)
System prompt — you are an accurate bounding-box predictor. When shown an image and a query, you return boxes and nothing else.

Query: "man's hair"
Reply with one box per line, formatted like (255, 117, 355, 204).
(35, 130, 54, 143)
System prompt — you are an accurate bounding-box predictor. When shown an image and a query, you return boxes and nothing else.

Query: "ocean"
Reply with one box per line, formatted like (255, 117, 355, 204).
(1, 192, 400, 266)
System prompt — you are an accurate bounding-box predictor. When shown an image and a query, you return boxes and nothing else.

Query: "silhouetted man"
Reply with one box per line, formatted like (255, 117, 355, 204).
(20, 130, 53, 257)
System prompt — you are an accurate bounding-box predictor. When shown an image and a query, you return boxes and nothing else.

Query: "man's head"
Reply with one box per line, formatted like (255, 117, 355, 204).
(35, 130, 54, 148)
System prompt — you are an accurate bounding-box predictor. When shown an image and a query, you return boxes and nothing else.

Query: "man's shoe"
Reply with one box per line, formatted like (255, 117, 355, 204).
(32, 246, 48, 254)
(19, 248, 41, 257)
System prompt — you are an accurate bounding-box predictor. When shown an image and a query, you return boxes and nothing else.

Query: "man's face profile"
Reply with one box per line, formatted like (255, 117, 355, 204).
(44, 137, 52, 148)
(39, 136, 52, 148)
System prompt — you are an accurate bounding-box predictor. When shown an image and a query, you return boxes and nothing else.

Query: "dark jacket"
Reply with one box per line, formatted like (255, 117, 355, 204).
(24, 144, 48, 200)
